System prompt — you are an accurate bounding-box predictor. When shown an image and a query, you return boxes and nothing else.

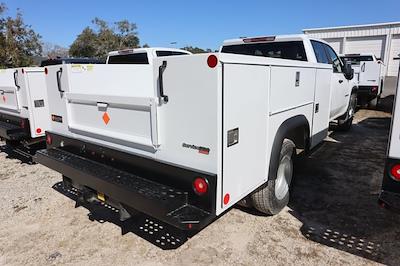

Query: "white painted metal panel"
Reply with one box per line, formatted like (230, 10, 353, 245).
(23, 69, 50, 138)
(0, 69, 22, 114)
(269, 67, 315, 115)
(345, 36, 386, 60)
(311, 68, 332, 147)
(389, 69, 400, 159)
(388, 35, 400, 77)
(222, 63, 269, 210)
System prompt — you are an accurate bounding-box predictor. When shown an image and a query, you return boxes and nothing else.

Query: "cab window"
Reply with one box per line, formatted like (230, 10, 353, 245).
(323, 44, 343, 73)
(311, 41, 329, 64)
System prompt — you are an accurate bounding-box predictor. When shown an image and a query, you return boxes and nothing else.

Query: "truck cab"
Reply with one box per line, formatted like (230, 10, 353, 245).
(340, 53, 384, 107)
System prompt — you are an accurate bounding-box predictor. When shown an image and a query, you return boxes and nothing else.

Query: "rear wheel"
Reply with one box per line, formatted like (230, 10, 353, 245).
(251, 139, 295, 215)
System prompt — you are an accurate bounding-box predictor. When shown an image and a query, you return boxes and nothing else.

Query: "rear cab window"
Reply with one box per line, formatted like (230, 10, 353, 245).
(107, 53, 149, 64)
(221, 41, 308, 61)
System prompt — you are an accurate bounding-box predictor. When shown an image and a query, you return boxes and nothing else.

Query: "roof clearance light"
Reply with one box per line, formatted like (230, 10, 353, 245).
(243, 36, 276, 43)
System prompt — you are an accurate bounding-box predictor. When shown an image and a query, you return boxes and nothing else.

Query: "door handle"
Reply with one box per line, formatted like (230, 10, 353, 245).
(56, 68, 64, 93)
(338, 80, 343, 83)
(13, 70, 20, 90)
(158, 61, 168, 103)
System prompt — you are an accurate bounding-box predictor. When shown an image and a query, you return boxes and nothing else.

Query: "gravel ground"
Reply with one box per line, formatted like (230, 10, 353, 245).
(0, 90, 399, 265)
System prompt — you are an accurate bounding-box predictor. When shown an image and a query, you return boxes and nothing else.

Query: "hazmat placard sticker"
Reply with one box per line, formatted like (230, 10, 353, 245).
(102, 112, 110, 125)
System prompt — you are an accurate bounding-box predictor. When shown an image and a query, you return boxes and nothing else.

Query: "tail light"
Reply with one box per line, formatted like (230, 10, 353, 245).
(20, 119, 25, 129)
(371, 86, 378, 92)
(390, 164, 400, 181)
(46, 134, 52, 145)
(44, 68, 48, 75)
(36, 128, 42, 134)
(193, 177, 208, 195)
(207, 55, 218, 68)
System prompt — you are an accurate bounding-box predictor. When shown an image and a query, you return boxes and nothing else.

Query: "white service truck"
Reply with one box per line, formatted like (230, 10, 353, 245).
(340, 53, 385, 107)
(35, 37, 356, 232)
(379, 66, 400, 211)
(0, 59, 102, 160)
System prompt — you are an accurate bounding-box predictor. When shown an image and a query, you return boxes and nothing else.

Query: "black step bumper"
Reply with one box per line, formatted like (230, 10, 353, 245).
(0, 120, 28, 140)
(34, 138, 217, 231)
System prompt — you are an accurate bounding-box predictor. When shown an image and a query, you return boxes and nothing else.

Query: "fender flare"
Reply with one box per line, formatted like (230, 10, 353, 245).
(268, 115, 310, 181)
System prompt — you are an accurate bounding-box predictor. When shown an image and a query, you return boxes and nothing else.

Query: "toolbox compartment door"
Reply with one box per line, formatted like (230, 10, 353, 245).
(0, 69, 21, 113)
(63, 64, 159, 151)
(359, 61, 380, 86)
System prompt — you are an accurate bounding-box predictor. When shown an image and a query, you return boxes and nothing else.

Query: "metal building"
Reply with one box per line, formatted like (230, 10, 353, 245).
(303, 22, 400, 77)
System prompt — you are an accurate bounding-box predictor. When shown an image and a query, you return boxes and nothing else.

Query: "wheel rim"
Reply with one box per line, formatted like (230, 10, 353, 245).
(275, 154, 293, 200)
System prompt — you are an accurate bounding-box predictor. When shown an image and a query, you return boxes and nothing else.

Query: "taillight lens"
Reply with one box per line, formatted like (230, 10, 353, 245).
(20, 119, 25, 128)
(36, 128, 42, 134)
(207, 55, 218, 68)
(193, 177, 208, 195)
(44, 68, 48, 75)
(391, 164, 400, 181)
(46, 134, 52, 145)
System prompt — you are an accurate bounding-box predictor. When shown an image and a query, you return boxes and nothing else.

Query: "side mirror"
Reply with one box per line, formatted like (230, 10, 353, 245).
(343, 62, 354, 80)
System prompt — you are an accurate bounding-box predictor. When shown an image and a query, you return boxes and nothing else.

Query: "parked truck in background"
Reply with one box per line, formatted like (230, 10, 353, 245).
(34, 37, 356, 233)
(340, 53, 384, 108)
(0, 58, 102, 161)
(379, 65, 400, 211)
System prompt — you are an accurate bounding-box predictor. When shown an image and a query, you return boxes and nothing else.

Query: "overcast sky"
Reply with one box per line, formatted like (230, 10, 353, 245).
(2, 0, 400, 50)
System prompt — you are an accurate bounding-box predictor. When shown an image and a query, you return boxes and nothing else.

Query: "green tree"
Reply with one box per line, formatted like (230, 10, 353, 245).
(0, 3, 42, 68)
(70, 18, 140, 59)
(181, 46, 212, 54)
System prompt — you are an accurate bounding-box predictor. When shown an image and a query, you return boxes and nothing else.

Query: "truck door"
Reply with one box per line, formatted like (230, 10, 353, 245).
(323, 44, 350, 119)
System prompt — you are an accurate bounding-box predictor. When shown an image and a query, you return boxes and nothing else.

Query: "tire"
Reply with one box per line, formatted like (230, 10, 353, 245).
(337, 92, 357, 131)
(251, 139, 295, 215)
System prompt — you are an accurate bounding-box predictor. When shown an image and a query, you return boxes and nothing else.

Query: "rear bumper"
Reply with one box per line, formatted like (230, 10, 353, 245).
(379, 158, 400, 212)
(34, 133, 217, 231)
(357, 86, 379, 101)
(0, 113, 29, 141)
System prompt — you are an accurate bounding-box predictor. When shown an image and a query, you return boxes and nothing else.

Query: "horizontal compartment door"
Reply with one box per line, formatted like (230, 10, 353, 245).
(0, 87, 20, 112)
(66, 93, 159, 150)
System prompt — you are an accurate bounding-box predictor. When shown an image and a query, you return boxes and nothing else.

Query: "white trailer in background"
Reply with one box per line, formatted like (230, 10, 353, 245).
(340, 53, 385, 107)
(35, 38, 356, 234)
(379, 66, 400, 210)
